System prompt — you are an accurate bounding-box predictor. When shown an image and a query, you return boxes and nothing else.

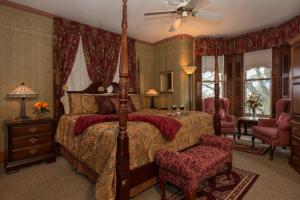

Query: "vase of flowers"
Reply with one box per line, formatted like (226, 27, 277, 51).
(245, 93, 263, 118)
(33, 101, 50, 118)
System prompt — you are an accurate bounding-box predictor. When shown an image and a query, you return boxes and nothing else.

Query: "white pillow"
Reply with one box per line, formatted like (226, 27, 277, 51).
(60, 94, 70, 114)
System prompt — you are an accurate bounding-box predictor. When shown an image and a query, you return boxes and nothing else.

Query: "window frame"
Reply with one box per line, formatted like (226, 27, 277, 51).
(201, 56, 224, 99)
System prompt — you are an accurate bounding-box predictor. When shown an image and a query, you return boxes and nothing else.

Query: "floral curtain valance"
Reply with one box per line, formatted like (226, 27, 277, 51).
(195, 15, 300, 56)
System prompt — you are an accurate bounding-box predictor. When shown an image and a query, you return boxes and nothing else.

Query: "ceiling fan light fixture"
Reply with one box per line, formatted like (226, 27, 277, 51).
(182, 11, 188, 17)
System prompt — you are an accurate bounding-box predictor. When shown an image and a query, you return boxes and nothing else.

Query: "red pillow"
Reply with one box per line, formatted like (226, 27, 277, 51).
(109, 97, 136, 113)
(95, 96, 117, 115)
(276, 112, 291, 130)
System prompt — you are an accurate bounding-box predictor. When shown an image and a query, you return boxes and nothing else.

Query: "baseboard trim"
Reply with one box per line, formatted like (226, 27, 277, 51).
(0, 151, 5, 163)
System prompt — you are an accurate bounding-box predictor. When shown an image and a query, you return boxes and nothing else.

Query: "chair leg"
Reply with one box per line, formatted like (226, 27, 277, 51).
(227, 162, 232, 174)
(251, 136, 255, 147)
(269, 146, 276, 161)
(159, 179, 166, 200)
(185, 190, 196, 200)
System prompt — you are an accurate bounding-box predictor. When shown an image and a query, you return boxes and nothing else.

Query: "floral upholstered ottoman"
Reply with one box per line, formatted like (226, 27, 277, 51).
(155, 134, 234, 200)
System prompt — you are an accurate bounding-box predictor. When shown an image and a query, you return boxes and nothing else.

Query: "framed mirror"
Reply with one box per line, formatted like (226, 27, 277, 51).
(160, 71, 173, 93)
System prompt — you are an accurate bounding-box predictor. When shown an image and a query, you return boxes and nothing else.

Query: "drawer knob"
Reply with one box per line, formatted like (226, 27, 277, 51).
(29, 149, 38, 155)
(28, 138, 38, 144)
(28, 127, 37, 133)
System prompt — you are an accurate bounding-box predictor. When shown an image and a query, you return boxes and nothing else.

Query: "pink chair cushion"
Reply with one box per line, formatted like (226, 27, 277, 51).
(221, 120, 235, 128)
(252, 126, 278, 139)
(276, 112, 291, 130)
(220, 108, 226, 120)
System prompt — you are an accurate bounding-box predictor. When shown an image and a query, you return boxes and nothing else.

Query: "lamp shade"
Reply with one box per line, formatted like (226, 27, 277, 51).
(183, 66, 197, 75)
(145, 88, 159, 96)
(7, 83, 38, 98)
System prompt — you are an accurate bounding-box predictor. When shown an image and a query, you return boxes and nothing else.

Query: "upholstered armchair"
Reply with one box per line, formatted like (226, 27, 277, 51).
(251, 99, 291, 160)
(203, 97, 237, 138)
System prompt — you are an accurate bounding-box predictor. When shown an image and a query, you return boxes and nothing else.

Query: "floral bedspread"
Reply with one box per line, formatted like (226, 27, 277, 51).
(55, 109, 213, 200)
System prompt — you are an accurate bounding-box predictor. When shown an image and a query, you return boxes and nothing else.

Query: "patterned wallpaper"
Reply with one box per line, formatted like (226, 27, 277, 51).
(153, 38, 194, 109)
(0, 5, 53, 151)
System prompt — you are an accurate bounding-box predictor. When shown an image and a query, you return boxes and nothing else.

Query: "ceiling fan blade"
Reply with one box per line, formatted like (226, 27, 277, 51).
(192, 10, 223, 21)
(169, 18, 182, 32)
(144, 11, 177, 16)
(186, 0, 201, 8)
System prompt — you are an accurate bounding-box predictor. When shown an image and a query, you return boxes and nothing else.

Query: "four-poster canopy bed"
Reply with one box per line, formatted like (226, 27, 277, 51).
(116, 1, 220, 199)
(55, 0, 221, 200)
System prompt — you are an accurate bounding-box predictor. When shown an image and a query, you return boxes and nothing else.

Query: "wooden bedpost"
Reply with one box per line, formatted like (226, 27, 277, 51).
(116, 0, 130, 199)
(214, 47, 221, 136)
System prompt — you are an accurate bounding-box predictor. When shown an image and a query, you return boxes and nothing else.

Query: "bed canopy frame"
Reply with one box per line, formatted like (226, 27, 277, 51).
(115, 0, 220, 199)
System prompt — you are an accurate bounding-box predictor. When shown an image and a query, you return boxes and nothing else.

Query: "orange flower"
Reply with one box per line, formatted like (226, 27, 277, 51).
(42, 102, 48, 108)
(34, 102, 42, 110)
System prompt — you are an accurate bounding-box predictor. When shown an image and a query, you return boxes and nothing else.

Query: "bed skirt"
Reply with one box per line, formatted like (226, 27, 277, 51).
(58, 145, 158, 197)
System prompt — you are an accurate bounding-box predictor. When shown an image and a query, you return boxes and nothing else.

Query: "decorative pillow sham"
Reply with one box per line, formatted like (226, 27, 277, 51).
(95, 95, 117, 115)
(81, 94, 98, 114)
(60, 93, 70, 114)
(69, 93, 83, 114)
(129, 94, 145, 111)
(109, 97, 136, 114)
(276, 112, 291, 130)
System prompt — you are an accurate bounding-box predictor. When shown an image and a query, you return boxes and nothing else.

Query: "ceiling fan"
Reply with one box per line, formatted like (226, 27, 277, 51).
(144, 0, 223, 32)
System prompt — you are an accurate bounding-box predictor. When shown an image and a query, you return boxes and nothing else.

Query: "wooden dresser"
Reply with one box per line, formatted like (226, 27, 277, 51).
(289, 34, 300, 174)
(4, 118, 57, 173)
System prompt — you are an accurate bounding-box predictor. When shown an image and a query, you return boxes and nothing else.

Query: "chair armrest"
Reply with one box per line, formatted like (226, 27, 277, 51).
(258, 118, 277, 127)
(199, 134, 234, 152)
(155, 150, 197, 178)
(226, 115, 236, 123)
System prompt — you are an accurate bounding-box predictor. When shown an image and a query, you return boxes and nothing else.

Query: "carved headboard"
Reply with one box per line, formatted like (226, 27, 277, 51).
(68, 82, 120, 94)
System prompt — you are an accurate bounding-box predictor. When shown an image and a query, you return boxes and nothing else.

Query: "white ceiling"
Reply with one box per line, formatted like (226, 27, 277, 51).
(9, 0, 300, 43)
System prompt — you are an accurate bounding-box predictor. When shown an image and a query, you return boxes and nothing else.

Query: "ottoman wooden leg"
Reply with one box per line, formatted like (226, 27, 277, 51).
(159, 179, 166, 200)
(185, 190, 196, 200)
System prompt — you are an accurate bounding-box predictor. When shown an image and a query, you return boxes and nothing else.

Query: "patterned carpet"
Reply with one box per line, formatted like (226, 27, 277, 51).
(168, 168, 258, 200)
(234, 140, 269, 155)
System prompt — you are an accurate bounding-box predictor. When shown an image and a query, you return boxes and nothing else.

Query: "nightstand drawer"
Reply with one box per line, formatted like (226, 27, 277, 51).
(292, 121, 300, 138)
(12, 123, 51, 137)
(12, 132, 52, 149)
(12, 144, 52, 161)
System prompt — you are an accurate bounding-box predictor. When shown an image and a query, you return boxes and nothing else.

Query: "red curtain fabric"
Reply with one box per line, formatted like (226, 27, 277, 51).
(128, 38, 139, 93)
(195, 15, 300, 56)
(53, 17, 80, 117)
(81, 25, 121, 87)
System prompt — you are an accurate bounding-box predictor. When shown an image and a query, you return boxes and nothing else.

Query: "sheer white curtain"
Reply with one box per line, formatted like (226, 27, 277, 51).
(66, 37, 92, 91)
(66, 39, 120, 91)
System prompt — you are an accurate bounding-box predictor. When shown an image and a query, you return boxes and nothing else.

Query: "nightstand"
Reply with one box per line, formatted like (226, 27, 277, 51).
(4, 118, 57, 173)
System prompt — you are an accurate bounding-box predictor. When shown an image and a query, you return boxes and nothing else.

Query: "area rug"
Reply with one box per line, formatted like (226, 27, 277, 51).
(167, 168, 258, 200)
(234, 140, 269, 155)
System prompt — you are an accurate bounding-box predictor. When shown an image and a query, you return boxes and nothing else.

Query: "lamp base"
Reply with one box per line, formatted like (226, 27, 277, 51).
(15, 97, 31, 121)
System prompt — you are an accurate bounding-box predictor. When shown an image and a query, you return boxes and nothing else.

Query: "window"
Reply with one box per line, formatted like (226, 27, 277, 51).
(244, 66, 271, 115)
(243, 49, 272, 116)
(202, 56, 224, 98)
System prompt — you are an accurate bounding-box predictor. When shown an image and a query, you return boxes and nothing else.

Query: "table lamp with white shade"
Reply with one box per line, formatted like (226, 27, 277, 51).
(145, 88, 159, 109)
(7, 82, 38, 121)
